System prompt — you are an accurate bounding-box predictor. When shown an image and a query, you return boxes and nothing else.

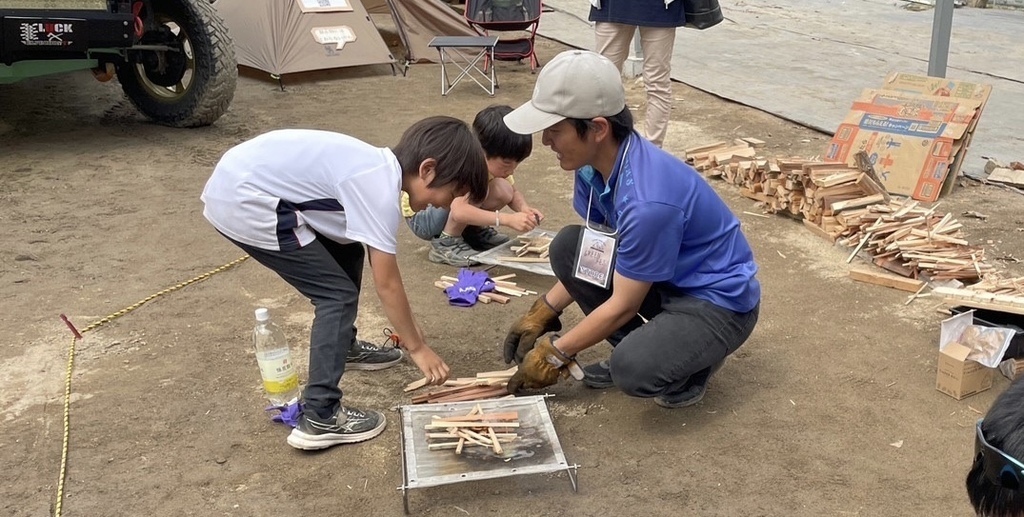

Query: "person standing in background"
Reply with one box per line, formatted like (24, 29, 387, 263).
(589, 0, 686, 148)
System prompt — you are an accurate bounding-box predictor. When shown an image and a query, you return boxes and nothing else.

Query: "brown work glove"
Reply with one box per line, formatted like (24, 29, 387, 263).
(503, 295, 562, 364)
(507, 336, 572, 393)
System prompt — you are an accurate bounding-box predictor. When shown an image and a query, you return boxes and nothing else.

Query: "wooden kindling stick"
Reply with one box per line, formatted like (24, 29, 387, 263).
(432, 411, 519, 422)
(455, 428, 492, 446)
(904, 282, 930, 306)
(427, 432, 517, 439)
(846, 232, 873, 264)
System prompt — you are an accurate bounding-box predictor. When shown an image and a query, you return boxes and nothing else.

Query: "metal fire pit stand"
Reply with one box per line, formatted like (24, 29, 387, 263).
(397, 395, 578, 514)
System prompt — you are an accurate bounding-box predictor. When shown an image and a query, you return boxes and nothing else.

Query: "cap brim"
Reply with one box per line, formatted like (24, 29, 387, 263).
(503, 102, 566, 135)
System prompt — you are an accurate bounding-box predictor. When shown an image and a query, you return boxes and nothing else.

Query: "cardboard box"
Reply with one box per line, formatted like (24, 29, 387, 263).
(827, 114, 959, 202)
(868, 80, 988, 199)
(850, 88, 982, 126)
(949, 306, 1024, 363)
(825, 90, 975, 202)
(937, 341, 994, 400)
(880, 72, 992, 108)
(936, 311, 996, 400)
(824, 72, 992, 202)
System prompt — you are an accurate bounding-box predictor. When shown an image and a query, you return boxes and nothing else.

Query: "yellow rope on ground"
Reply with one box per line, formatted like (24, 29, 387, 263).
(53, 255, 249, 517)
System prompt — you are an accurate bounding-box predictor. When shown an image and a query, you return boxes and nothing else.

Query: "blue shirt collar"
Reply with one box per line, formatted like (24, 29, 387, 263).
(577, 131, 630, 195)
(578, 131, 637, 222)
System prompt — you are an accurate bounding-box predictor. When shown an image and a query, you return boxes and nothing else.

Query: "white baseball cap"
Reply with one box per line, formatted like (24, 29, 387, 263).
(503, 50, 626, 135)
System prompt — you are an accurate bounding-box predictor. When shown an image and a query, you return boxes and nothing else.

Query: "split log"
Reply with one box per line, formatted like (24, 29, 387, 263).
(849, 266, 926, 293)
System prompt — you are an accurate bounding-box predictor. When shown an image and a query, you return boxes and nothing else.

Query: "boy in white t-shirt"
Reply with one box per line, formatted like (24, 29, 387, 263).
(401, 105, 545, 267)
(200, 116, 489, 450)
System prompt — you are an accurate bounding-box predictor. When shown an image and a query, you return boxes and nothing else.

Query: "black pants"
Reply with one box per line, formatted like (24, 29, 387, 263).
(226, 233, 364, 419)
(550, 225, 760, 398)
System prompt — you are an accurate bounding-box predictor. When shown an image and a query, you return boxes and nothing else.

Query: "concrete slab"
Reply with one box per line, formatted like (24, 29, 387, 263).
(538, 0, 1024, 172)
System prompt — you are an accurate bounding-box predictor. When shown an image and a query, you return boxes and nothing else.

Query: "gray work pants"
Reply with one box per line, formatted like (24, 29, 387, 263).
(550, 225, 760, 398)
(225, 232, 363, 419)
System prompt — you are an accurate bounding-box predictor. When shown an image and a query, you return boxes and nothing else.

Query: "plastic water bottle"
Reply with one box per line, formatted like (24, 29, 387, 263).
(252, 308, 300, 406)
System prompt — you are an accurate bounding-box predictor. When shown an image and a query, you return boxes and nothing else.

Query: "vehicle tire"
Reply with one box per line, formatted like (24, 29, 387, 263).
(116, 0, 237, 127)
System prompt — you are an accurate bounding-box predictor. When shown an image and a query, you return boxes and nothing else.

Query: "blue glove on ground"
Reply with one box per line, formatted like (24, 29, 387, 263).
(265, 400, 303, 427)
(445, 268, 495, 307)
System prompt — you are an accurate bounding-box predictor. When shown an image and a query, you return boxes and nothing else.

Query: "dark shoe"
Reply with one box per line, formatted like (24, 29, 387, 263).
(428, 236, 478, 267)
(582, 359, 614, 389)
(286, 406, 386, 450)
(655, 360, 725, 409)
(346, 340, 403, 371)
(463, 225, 510, 251)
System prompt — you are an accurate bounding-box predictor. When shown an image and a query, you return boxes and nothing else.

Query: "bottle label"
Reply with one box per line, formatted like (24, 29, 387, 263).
(256, 348, 299, 395)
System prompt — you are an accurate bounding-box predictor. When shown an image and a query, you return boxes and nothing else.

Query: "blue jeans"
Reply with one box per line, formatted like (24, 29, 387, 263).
(405, 206, 450, 241)
(549, 225, 760, 398)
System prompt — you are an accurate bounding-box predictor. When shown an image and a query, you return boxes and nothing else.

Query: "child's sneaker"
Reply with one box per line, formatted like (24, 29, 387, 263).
(428, 235, 478, 267)
(286, 405, 386, 450)
(346, 340, 403, 371)
(463, 225, 510, 251)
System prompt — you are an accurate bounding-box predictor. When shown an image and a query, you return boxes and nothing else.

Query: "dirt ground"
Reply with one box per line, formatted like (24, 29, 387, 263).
(3, 32, 1024, 517)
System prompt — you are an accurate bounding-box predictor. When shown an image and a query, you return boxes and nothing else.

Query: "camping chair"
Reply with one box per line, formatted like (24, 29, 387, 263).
(464, 0, 543, 73)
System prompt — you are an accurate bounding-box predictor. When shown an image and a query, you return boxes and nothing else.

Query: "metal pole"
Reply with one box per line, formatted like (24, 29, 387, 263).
(623, 28, 643, 79)
(928, 0, 955, 78)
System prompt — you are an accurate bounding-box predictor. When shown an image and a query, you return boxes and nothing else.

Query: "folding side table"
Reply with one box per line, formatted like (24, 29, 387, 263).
(427, 35, 499, 96)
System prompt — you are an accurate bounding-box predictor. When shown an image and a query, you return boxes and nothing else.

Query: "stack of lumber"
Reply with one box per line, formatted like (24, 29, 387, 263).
(849, 266, 926, 293)
(686, 142, 892, 239)
(433, 273, 536, 304)
(964, 276, 1024, 297)
(985, 158, 1024, 188)
(797, 153, 891, 240)
(497, 234, 552, 264)
(684, 138, 778, 200)
(933, 286, 1024, 316)
(425, 404, 520, 455)
(406, 366, 517, 404)
(837, 197, 994, 282)
(684, 138, 764, 173)
(686, 141, 996, 284)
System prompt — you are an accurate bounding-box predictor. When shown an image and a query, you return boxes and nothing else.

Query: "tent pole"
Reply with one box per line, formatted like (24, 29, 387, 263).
(384, 0, 416, 69)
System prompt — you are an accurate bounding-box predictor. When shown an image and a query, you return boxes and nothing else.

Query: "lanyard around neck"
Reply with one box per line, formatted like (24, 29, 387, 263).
(584, 133, 633, 236)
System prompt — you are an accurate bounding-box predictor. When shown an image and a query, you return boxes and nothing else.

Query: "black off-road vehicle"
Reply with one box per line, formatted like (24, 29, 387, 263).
(0, 0, 236, 127)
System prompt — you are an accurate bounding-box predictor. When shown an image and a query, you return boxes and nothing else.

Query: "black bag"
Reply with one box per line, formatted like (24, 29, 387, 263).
(682, 0, 723, 30)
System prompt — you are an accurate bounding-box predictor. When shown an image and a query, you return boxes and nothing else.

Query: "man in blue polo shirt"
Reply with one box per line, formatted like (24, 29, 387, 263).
(500, 50, 760, 408)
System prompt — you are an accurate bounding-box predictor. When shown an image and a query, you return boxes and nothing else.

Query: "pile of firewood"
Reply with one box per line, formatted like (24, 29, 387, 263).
(686, 141, 889, 235)
(406, 366, 517, 404)
(685, 138, 764, 173)
(964, 276, 1024, 297)
(425, 404, 520, 455)
(837, 198, 995, 282)
(433, 273, 536, 305)
(686, 140, 995, 283)
(933, 280, 1024, 316)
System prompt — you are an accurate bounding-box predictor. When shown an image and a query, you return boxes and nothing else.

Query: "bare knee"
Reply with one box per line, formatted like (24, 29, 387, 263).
(480, 178, 514, 210)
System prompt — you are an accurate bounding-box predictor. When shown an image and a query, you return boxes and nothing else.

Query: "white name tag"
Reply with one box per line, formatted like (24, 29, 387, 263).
(574, 226, 617, 289)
